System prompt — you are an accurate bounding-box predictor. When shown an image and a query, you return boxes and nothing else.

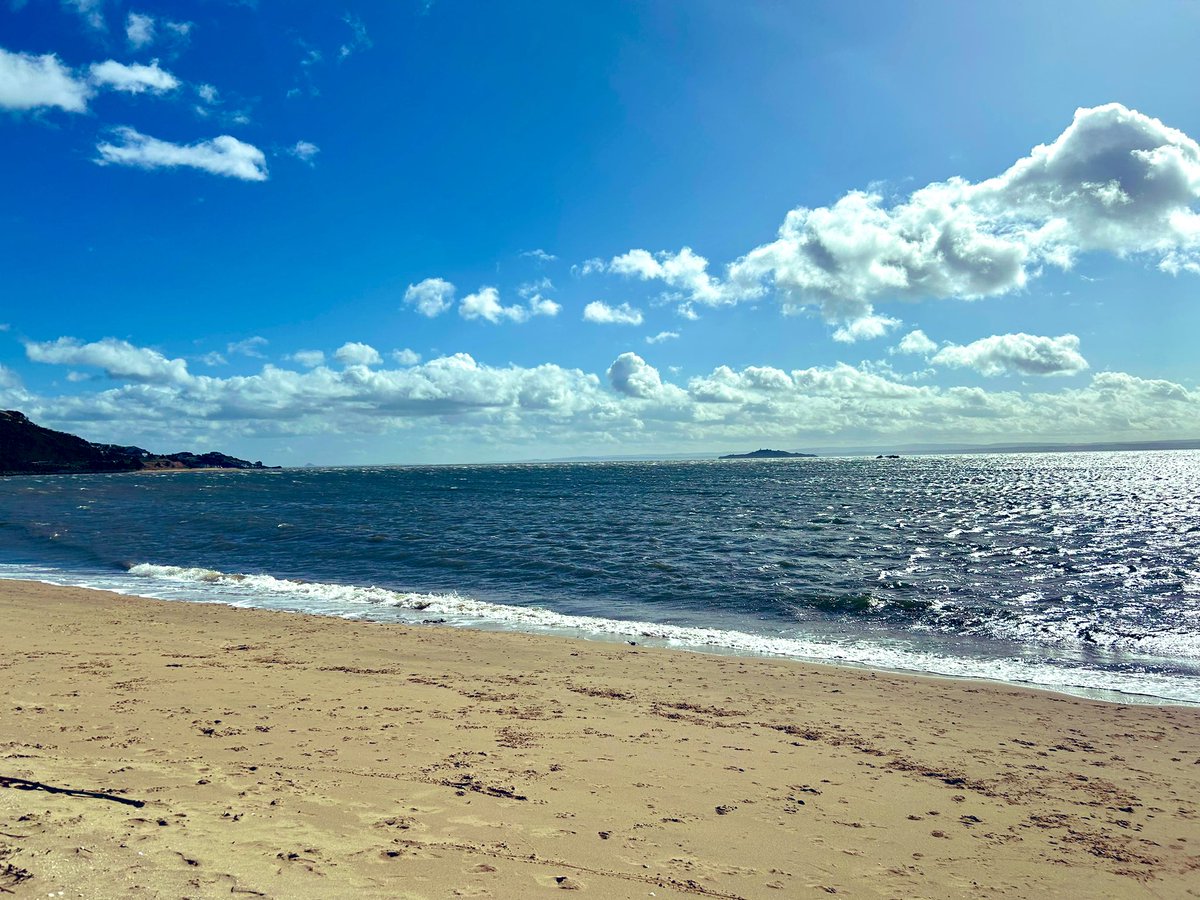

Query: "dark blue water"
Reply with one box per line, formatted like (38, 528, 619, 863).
(2, 453, 1198, 702)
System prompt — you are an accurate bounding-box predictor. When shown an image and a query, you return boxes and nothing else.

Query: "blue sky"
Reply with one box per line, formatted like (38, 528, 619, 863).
(2, 0, 1199, 463)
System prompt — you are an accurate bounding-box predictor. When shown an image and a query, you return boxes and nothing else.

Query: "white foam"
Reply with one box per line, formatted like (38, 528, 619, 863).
(3, 560, 1196, 704)
(122, 563, 1199, 705)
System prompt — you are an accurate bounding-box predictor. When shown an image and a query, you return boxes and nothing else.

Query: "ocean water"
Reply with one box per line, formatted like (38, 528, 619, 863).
(1, 452, 1198, 704)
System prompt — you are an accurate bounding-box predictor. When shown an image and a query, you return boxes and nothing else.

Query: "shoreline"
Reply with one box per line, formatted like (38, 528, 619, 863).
(4, 565, 1195, 707)
(2, 579, 1199, 898)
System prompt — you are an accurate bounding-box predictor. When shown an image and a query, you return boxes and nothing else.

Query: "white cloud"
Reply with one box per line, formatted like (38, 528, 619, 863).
(196, 83, 218, 105)
(460, 287, 513, 323)
(609, 247, 728, 308)
(516, 281, 562, 318)
(0, 47, 91, 112)
(894, 329, 938, 356)
(646, 331, 680, 344)
(25, 337, 190, 384)
(831, 312, 902, 343)
(583, 301, 644, 325)
(607, 352, 666, 398)
(63, 0, 105, 31)
(0, 363, 30, 410)
(607, 104, 1200, 325)
(574, 257, 606, 277)
(931, 333, 1089, 377)
(334, 342, 382, 367)
(288, 140, 319, 164)
(339, 14, 372, 60)
(12, 337, 1200, 455)
(226, 336, 268, 358)
(198, 351, 227, 367)
(460, 287, 559, 324)
(122, 12, 190, 50)
(529, 296, 561, 317)
(125, 12, 154, 48)
(392, 348, 421, 366)
(288, 350, 325, 369)
(89, 59, 179, 94)
(521, 248, 557, 263)
(95, 127, 268, 181)
(404, 278, 455, 317)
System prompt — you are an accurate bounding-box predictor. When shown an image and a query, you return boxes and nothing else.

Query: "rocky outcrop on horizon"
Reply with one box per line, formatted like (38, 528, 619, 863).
(718, 448, 817, 459)
(0, 410, 276, 476)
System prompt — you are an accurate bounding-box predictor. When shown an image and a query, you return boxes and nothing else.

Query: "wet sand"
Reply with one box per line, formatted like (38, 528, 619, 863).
(1, 579, 1198, 898)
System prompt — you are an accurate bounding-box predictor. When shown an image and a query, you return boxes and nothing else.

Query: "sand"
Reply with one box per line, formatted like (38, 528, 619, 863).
(1, 580, 1198, 899)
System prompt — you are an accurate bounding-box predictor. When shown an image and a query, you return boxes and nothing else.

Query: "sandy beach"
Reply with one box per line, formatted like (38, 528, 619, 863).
(1, 580, 1198, 898)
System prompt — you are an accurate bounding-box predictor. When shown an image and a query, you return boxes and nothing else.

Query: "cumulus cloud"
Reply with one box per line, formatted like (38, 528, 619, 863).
(608, 247, 728, 309)
(125, 12, 155, 48)
(583, 301, 644, 325)
(392, 348, 421, 366)
(404, 278, 455, 317)
(894, 329, 938, 355)
(0, 47, 91, 112)
(13, 336, 1200, 454)
(459, 287, 559, 324)
(88, 59, 180, 94)
(831, 312, 902, 343)
(25, 337, 191, 384)
(521, 248, 557, 263)
(95, 127, 268, 181)
(197, 351, 227, 367)
(607, 352, 665, 398)
(334, 341, 382, 367)
(288, 350, 325, 368)
(606, 353, 688, 404)
(460, 287, 511, 323)
(931, 333, 1089, 377)
(605, 104, 1200, 324)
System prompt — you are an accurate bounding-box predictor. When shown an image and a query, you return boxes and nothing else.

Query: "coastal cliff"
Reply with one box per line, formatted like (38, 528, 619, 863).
(0, 410, 274, 476)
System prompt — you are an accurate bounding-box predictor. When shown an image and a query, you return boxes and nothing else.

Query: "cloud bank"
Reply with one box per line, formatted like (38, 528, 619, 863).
(9, 336, 1197, 457)
(603, 104, 1200, 323)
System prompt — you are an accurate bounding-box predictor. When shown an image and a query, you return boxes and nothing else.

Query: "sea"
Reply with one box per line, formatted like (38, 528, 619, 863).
(2, 451, 1198, 705)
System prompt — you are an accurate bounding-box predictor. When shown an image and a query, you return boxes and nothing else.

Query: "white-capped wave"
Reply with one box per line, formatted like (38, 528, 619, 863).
(122, 562, 1199, 705)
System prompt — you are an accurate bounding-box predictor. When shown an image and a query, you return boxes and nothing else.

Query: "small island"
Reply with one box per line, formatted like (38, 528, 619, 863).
(1, 410, 277, 476)
(718, 448, 816, 460)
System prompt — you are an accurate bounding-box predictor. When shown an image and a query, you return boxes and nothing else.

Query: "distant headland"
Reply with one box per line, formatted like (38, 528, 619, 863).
(718, 448, 816, 460)
(0, 410, 277, 476)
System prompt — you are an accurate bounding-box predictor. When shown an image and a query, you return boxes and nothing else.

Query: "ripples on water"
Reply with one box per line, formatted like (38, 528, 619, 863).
(1, 452, 1198, 701)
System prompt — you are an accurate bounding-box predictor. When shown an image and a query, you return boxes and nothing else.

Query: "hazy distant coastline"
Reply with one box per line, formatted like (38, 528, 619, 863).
(525, 437, 1200, 464)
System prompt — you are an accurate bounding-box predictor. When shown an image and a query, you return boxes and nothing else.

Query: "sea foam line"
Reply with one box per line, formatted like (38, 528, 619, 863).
(121, 563, 1200, 705)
